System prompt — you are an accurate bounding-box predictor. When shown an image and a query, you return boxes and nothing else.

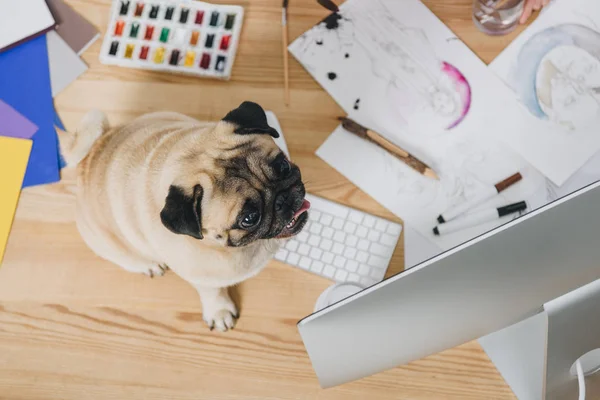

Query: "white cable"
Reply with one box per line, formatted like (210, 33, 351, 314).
(576, 359, 586, 400)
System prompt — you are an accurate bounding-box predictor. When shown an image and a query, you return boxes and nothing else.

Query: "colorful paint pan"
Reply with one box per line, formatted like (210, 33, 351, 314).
(101, 0, 244, 79)
(190, 31, 200, 46)
(184, 51, 195, 66)
(114, 20, 125, 36)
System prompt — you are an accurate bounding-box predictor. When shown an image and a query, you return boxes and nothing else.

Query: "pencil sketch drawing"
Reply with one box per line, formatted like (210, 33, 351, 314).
(509, 23, 600, 131)
(289, 0, 472, 135)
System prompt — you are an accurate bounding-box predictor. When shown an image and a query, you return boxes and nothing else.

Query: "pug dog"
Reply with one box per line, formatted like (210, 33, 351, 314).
(59, 102, 311, 331)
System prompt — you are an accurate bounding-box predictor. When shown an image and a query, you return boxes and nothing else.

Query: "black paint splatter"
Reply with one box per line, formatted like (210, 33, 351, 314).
(327, 72, 337, 80)
(344, 53, 350, 58)
(354, 98, 360, 110)
(321, 12, 342, 30)
(316, 39, 324, 45)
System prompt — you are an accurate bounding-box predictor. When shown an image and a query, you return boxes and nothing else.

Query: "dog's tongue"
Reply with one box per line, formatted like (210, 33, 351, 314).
(293, 199, 311, 219)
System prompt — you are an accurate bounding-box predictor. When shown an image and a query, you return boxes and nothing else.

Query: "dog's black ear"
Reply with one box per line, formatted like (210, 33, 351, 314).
(160, 184, 204, 239)
(222, 101, 280, 138)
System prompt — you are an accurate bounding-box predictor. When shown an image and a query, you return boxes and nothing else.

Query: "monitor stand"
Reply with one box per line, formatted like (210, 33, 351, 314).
(479, 277, 600, 400)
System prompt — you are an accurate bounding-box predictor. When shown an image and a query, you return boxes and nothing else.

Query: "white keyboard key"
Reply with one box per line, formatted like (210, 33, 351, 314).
(368, 254, 388, 269)
(310, 223, 323, 235)
(343, 221, 357, 234)
(356, 226, 368, 238)
(344, 247, 357, 259)
(364, 215, 376, 228)
(311, 210, 321, 221)
(368, 230, 380, 242)
(361, 277, 375, 286)
(346, 260, 359, 272)
(310, 248, 323, 260)
(333, 231, 346, 243)
(322, 227, 334, 239)
(299, 256, 312, 270)
(335, 269, 348, 282)
(332, 218, 344, 230)
(322, 252, 334, 264)
(308, 235, 320, 247)
(381, 233, 397, 247)
(320, 214, 333, 226)
(286, 241, 298, 251)
(305, 194, 349, 218)
(348, 272, 361, 283)
(346, 235, 358, 247)
(387, 223, 402, 235)
(371, 268, 384, 279)
(358, 239, 370, 251)
(323, 265, 336, 278)
(333, 256, 346, 268)
(348, 210, 364, 224)
(312, 261, 324, 274)
(276, 248, 288, 260)
(308, 235, 321, 247)
(370, 243, 390, 257)
(320, 239, 333, 251)
(288, 253, 300, 265)
(357, 251, 369, 263)
(332, 243, 344, 255)
(375, 220, 388, 232)
(298, 243, 310, 256)
(297, 231, 309, 242)
(358, 264, 370, 276)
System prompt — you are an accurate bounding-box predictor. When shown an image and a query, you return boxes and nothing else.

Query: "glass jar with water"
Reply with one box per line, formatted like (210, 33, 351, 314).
(473, 0, 525, 36)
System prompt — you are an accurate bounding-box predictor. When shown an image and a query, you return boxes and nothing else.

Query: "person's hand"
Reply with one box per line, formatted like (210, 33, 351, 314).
(520, 0, 550, 24)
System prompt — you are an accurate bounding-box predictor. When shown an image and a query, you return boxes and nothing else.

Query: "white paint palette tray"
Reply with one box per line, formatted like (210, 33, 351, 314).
(99, 0, 244, 79)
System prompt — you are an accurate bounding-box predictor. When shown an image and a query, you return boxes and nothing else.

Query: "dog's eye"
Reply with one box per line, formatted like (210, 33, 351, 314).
(240, 211, 261, 229)
(274, 158, 292, 177)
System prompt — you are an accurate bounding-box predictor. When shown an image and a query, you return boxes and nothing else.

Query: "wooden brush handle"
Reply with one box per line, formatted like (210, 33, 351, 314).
(282, 27, 290, 105)
(364, 130, 427, 174)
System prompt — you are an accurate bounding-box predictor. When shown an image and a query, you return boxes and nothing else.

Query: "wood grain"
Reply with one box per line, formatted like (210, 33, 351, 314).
(0, 0, 540, 398)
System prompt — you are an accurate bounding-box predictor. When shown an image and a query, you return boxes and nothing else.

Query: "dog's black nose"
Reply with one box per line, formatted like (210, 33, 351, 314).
(274, 191, 293, 211)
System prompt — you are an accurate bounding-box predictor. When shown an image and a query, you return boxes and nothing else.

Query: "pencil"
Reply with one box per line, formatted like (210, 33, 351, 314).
(282, 0, 290, 105)
(338, 117, 440, 180)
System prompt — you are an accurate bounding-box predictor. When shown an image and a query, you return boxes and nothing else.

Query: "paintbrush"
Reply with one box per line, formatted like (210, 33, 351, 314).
(282, 0, 290, 105)
(339, 117, 439, 180)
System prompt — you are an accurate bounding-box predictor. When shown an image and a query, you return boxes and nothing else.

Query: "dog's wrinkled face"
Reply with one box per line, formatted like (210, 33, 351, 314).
(160, 101, 310, 247)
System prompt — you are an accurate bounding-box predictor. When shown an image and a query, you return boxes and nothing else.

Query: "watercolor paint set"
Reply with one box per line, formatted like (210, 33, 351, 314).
(99, 0, 244, 79)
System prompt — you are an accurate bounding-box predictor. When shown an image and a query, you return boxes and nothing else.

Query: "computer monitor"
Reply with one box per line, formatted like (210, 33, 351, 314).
(297, 180, 600, 389)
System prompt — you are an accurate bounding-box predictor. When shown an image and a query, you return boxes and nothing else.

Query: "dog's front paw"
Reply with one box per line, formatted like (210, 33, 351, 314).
(202, 298, 239, 332)
(144, 264, 169, 278)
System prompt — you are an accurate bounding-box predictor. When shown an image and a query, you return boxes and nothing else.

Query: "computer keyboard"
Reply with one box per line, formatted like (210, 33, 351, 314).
(275, 194, 403, 286)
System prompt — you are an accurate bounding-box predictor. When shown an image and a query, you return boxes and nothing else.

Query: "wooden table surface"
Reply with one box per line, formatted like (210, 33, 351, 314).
(0, 1, 537, 398)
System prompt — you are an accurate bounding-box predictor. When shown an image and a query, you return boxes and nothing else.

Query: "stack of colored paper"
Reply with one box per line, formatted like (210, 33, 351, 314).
(0, 0, 99, 265)
(0, 102, 36, 264)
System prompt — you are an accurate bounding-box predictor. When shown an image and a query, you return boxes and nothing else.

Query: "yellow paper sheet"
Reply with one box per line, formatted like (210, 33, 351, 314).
(0, 136, 32, 265)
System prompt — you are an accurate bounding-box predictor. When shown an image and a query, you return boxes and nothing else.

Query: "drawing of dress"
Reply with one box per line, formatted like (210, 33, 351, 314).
(509, 23, 600, 131)
(348, 0, 471, 134)
(288, 0, 472, 136)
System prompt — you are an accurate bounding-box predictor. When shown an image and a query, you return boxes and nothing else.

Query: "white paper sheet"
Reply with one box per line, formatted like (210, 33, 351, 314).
(490, 0, 600, 186)
(403, 224, 442, 269)
(0, 0, 55, 52)
(317, 125, 548, 250)
(291, 0, 549, 251)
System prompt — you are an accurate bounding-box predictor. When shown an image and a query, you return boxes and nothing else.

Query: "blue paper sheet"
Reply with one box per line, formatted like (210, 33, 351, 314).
(53, 107, 67, 169)
(0, 35, 60, 187)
